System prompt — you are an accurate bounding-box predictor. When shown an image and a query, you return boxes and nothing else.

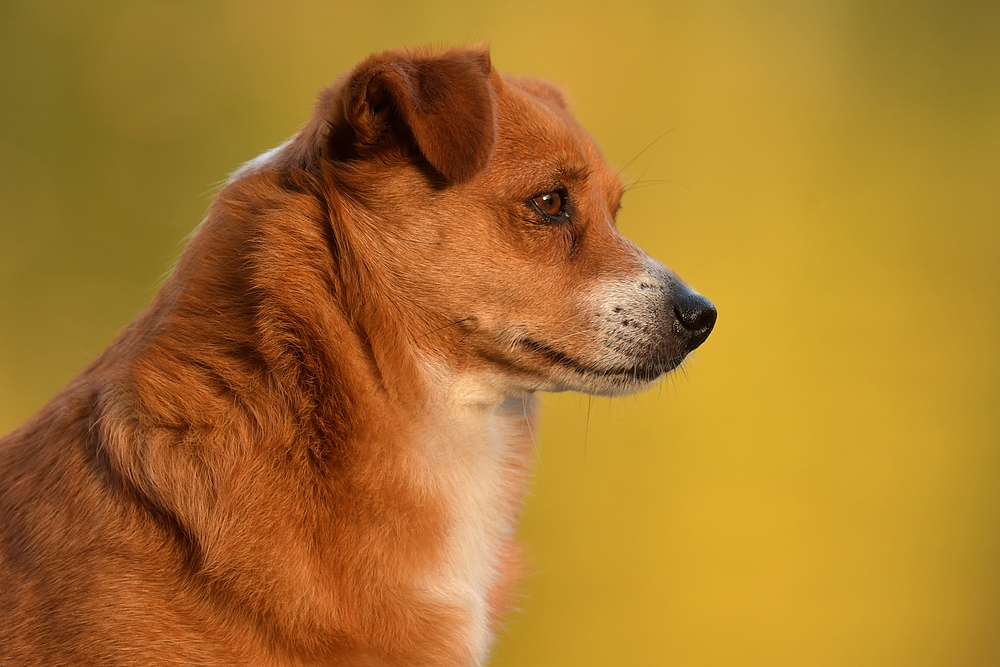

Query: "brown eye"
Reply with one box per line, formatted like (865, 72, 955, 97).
(533, 191, 564, 217)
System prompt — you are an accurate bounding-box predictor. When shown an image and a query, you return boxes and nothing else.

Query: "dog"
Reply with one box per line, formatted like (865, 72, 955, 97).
(0, 46, 715, 666)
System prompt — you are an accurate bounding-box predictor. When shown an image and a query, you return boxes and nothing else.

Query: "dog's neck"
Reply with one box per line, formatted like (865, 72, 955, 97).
(408, 357, 537, 665)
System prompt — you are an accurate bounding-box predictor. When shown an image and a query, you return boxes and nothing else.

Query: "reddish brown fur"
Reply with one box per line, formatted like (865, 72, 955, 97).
(0, 46, 704, 666)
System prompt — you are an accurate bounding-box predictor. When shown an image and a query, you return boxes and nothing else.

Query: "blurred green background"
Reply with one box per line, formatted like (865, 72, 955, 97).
(2, 1, 999, 665)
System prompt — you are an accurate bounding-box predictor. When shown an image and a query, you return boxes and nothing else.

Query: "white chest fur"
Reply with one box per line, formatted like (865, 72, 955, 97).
(410, 373, 536, 666)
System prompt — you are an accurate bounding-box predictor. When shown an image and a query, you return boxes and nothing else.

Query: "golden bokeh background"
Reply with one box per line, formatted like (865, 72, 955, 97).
(2, 1, 998, 665)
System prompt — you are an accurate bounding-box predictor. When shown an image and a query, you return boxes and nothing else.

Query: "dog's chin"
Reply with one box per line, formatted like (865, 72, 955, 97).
(512, 337, 687, 397)
(553, 356, 686, 397)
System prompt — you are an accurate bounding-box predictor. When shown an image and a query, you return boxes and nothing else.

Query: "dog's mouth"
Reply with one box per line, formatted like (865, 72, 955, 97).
(517, 337, 684, 385)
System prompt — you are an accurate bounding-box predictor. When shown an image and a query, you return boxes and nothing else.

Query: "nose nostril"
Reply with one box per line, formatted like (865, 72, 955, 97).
(674, 306, 716, 332)
(673, 294, 717, 335)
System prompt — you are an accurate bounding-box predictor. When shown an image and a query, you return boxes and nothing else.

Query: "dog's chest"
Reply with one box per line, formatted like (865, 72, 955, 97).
(411, 394, 535, 665)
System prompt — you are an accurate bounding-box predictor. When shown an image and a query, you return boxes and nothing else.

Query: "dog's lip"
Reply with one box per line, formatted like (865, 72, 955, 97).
(518, 337, 682, 382)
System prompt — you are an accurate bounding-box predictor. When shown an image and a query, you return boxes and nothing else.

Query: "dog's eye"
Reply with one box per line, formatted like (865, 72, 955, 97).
(532, 191, 565, 218)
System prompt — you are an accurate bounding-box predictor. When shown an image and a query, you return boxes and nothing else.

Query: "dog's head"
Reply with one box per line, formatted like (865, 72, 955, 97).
(277, 46, 715, 397)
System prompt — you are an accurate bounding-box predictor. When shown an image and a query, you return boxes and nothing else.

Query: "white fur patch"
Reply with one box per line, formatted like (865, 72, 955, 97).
(588, 266, 670, 362)
(411, 363, 534, 666)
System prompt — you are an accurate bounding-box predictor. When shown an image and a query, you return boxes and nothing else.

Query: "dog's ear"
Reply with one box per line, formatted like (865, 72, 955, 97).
(339, 47, 497, 184)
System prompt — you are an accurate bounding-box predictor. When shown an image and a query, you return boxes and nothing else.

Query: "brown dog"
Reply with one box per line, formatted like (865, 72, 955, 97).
(0, 46, 715, 666)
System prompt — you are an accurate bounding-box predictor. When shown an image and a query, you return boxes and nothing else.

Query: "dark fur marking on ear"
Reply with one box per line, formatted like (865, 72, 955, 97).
(342, 48, 497, 184)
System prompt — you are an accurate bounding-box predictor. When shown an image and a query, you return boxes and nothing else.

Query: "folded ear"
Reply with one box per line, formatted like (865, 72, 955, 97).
(342, 47, 497, 184)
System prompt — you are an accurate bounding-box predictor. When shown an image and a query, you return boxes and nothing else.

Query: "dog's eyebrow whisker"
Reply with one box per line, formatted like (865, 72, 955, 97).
(615, 125, 680, 177)
(624, 164, 651, 193)
(622, 179, 690, 194)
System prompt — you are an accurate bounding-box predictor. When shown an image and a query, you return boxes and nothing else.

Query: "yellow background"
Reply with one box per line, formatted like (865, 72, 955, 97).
(1, 1, 998, 665)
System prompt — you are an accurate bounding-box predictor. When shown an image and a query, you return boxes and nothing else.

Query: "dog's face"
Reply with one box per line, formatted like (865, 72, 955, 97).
(321, 49, 715, 396)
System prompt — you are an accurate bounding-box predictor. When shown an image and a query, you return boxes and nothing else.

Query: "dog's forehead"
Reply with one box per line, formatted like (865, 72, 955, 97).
(490, 76, 623, 200)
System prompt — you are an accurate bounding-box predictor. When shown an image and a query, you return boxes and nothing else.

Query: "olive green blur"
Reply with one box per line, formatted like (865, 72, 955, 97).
(1, 1, 998, 665)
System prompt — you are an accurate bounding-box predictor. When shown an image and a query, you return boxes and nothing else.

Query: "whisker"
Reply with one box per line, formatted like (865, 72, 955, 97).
(544, 329, 592, 345)
(623, 179, 690, 193)
(411, 316, 474, 342)
(449, 322, 480, 354)
(523, 398, 541, 470)
(616, 125, 681, 176)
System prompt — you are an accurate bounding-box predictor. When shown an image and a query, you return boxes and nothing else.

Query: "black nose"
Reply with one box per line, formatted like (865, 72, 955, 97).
(673, 290, 717, 347)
